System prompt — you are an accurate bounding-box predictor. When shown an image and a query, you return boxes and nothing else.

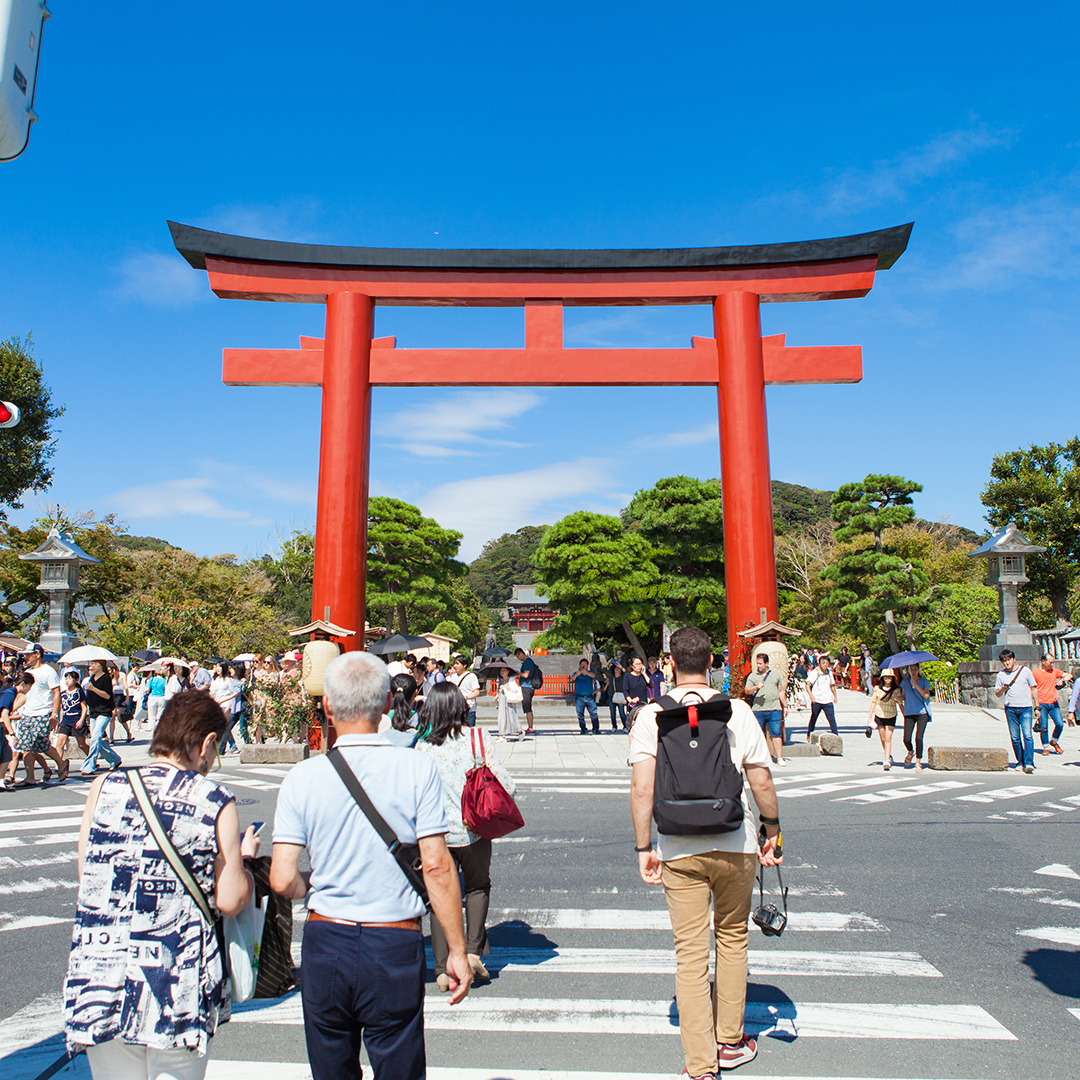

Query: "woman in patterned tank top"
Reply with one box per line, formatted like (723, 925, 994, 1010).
(64, 691, 260, 1079)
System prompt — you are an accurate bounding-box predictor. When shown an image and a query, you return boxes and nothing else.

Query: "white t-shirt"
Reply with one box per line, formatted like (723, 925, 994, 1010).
(23, 663, 61, 715)
(164, 675, 183, 701)
(386, 660, 408, 677)
(995, 665, 1037, 709)
(807, 668, 835, 704)
(210, 675, 237, 710)
(628, 685, 771, 862)
(447, 670, 480, 706)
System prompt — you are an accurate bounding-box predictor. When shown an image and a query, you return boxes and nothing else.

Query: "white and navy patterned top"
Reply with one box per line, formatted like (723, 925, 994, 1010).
(64, 764, 234, 1054)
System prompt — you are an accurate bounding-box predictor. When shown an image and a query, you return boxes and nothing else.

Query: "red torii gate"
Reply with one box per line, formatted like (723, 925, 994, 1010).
(170, 221, 911, 655)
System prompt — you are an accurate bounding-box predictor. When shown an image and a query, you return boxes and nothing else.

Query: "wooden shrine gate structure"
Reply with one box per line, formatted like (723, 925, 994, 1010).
(170, 221, 911, 654)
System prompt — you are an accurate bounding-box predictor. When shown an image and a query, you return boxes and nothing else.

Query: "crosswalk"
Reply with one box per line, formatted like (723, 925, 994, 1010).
(1, 766, 1077, 1079)
(511, 767, 1080, 821)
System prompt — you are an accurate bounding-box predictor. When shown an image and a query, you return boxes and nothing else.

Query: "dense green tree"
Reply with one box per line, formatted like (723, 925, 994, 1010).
(366, 497, 464, 634)
(622, 475, 725, 629)
(771, 480, 833, 534)
(914, 582, 999, 667)
(433, 619, 462, 641)
(466, 525, 549, 608)
(822, 474, 931, 655)
(94, 547, 290, 658)
(441, 575, 486, 649)
(981, 438, 1080, 626)
(532, 511, 659, 660)
(0, 336, 65, 519)
(256, 529, 315, 627)
(0, 512, 137, 638)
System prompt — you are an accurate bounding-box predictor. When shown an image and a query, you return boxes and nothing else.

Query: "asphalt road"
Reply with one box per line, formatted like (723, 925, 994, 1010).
(2, 740, 1079, 1080)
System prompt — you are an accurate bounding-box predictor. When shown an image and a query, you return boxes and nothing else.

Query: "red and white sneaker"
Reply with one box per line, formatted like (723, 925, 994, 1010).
(716, 1035, 758, 1070)
(680, 1070, 716, 1080)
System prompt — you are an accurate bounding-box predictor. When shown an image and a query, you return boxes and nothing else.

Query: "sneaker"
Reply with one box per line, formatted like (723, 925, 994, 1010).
(776, 758, 786, 767)
(681, 1071, 716, 1080)
(1041, 748, 1051, 756)
(1051, 740, 1064, 754)
(716, 1035, 757, 1069)
(0, 777, 13, 791)
(1023, 765, 1035, 774)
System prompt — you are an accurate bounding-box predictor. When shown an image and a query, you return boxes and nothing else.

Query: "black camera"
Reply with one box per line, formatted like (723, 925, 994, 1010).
(751, 902, 788, 936)
(752, 862, 788, 937)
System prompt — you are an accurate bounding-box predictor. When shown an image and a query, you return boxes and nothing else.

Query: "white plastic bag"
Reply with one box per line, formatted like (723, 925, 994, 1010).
(224, 894, 266, 1002)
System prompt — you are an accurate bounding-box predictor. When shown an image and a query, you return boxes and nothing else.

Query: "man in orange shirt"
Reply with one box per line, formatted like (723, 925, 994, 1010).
(1032, 653, 1074, 756)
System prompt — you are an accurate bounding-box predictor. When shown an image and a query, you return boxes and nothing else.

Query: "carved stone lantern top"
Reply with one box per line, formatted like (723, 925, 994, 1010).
(968, 521, 1045, 586)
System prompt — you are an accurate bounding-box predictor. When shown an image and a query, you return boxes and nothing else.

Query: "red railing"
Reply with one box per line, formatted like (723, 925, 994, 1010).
(487, 674, 575, 698)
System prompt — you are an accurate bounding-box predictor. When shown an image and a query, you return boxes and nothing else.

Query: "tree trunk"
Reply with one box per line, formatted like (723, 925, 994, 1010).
(622, 621, 647, 662)
(884, 610, 901, 656)
(396, 602, 409, 635)
(1052, 589, 1071, 629)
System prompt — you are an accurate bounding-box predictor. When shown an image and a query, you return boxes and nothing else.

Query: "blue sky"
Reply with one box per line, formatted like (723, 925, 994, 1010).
(1, 2, 1077, 561)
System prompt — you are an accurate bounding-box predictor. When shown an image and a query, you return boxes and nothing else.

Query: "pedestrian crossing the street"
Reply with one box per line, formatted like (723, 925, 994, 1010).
(0, 772, 1074, 1079)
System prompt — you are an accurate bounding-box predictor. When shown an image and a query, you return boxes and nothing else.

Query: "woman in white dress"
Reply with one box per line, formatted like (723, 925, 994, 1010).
(496, 666, 522, 740)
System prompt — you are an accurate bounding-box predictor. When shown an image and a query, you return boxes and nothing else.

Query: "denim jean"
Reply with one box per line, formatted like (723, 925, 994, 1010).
(81, 713, 121, 772)
(1038, 703, 1064, 746)
(1005, 706, 1034, 768)
(807, 701, 837, 737)
(609, 700, 627, 730)
(575, 694, 599, 731)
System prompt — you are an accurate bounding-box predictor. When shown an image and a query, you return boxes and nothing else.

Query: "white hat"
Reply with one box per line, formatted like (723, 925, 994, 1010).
(879, 667, 896, 677)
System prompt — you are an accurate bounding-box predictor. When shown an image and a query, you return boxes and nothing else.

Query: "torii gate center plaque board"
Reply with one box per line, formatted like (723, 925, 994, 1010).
(170, 221, 912, 655)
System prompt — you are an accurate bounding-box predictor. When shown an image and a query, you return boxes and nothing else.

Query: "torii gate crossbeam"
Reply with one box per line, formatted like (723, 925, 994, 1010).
(170, 221, 911, 655)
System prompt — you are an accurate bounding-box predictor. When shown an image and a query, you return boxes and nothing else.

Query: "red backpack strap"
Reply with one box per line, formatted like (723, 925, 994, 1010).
(471, 725, 486, 766)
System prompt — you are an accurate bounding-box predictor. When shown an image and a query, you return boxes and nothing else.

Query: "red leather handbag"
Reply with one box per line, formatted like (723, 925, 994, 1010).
(461, 728, 524, 839)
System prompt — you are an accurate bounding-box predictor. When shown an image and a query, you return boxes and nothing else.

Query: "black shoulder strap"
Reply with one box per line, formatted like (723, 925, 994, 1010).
(327, 748, 430, 910)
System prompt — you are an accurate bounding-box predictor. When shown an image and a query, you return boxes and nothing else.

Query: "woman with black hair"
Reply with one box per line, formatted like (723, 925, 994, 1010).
(415, 682, 515, 992)
(378, 673, 421, 746)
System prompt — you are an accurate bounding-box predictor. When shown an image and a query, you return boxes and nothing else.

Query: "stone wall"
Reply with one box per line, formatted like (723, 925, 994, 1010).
(960, 660, 1079, 711)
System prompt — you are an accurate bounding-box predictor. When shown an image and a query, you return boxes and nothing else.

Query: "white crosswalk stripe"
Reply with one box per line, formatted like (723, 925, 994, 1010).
(836, 781, 973, 803)
(420, 946, 941, 977)
(954, 785, 1053, 803)
(232, 995, 1014, 1040)
(490, 907, 887, 931)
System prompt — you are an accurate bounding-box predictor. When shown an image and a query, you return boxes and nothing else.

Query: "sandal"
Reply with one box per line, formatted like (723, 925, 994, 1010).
(904, 752, 914, 765)
(58, 760, 70, 782)
(41, 766, 53, 782)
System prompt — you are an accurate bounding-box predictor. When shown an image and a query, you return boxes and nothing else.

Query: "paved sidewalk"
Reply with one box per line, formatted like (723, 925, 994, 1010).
(477, 689, 1080, 777)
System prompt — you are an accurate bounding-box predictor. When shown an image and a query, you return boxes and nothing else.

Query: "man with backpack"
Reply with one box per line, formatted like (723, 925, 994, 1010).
(629, 626, 782, 1077)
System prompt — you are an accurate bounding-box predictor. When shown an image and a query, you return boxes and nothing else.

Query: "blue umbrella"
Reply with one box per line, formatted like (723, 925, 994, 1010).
(880, 650, 939, 669)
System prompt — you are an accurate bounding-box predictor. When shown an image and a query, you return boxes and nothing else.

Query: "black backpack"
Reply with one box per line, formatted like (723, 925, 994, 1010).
(529, 663, 543, 689)
(653, 692, 745, 836)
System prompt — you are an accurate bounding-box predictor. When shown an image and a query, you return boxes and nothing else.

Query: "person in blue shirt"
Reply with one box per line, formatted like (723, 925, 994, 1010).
(899, 662, 933, 771)
(0, 677, 16, 790)
(57, 668, 89, 761)
(514, 648, 537, 734)
(572, 659, 600, 734)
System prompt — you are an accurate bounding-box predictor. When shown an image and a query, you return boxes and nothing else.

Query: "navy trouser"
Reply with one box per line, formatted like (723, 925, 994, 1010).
(301, 919, 426, 1080)
(807, 701, 837, 737)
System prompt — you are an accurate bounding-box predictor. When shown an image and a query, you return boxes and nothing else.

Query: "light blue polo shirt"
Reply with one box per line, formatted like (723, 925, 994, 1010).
(273, 733, 447, 922)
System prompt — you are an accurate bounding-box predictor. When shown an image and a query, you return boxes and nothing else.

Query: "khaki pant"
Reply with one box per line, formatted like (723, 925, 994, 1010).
(663, 849, 758, 1075)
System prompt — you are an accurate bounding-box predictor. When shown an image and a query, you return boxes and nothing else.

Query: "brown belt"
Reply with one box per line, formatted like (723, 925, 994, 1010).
(307, 910, 421, 932)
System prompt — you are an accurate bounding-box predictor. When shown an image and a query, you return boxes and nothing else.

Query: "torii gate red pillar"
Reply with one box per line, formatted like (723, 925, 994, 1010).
(313, 292, 373, 639)
(168, 220, 911, 658)
(716, 291, 778, 639)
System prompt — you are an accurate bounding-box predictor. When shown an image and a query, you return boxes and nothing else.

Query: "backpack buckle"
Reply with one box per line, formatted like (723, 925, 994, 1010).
(688, 704, 699, 748)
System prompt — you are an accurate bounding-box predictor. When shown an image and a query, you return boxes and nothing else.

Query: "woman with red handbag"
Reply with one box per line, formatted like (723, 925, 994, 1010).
(415, 683, 516, 991)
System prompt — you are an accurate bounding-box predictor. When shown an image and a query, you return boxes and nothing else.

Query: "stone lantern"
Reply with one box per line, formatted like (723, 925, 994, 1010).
(18, 528, 100, 654)
(968, 521, 1045, 662)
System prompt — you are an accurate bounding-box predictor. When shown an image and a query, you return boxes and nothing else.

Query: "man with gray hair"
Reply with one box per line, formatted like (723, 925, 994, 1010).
(271, 650, 471, 1080)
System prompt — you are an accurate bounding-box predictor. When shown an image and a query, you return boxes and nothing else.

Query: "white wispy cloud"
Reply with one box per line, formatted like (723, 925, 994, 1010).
(419, 457, 617, 560)
(194, 459, 316, 505)
(106, 478, 254, 522)
(564, 311, 685, 348)
(115, 253, 210, 308)
(636, 422, 718, 450)
(195, 199, 325, 242)
(376, 389, 542, 458)
(947, 190, 1080, 288)
(824, 125, 1013, 212)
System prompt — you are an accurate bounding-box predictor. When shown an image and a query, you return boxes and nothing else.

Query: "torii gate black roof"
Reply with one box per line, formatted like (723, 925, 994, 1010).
(168, 221, 912, 274)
